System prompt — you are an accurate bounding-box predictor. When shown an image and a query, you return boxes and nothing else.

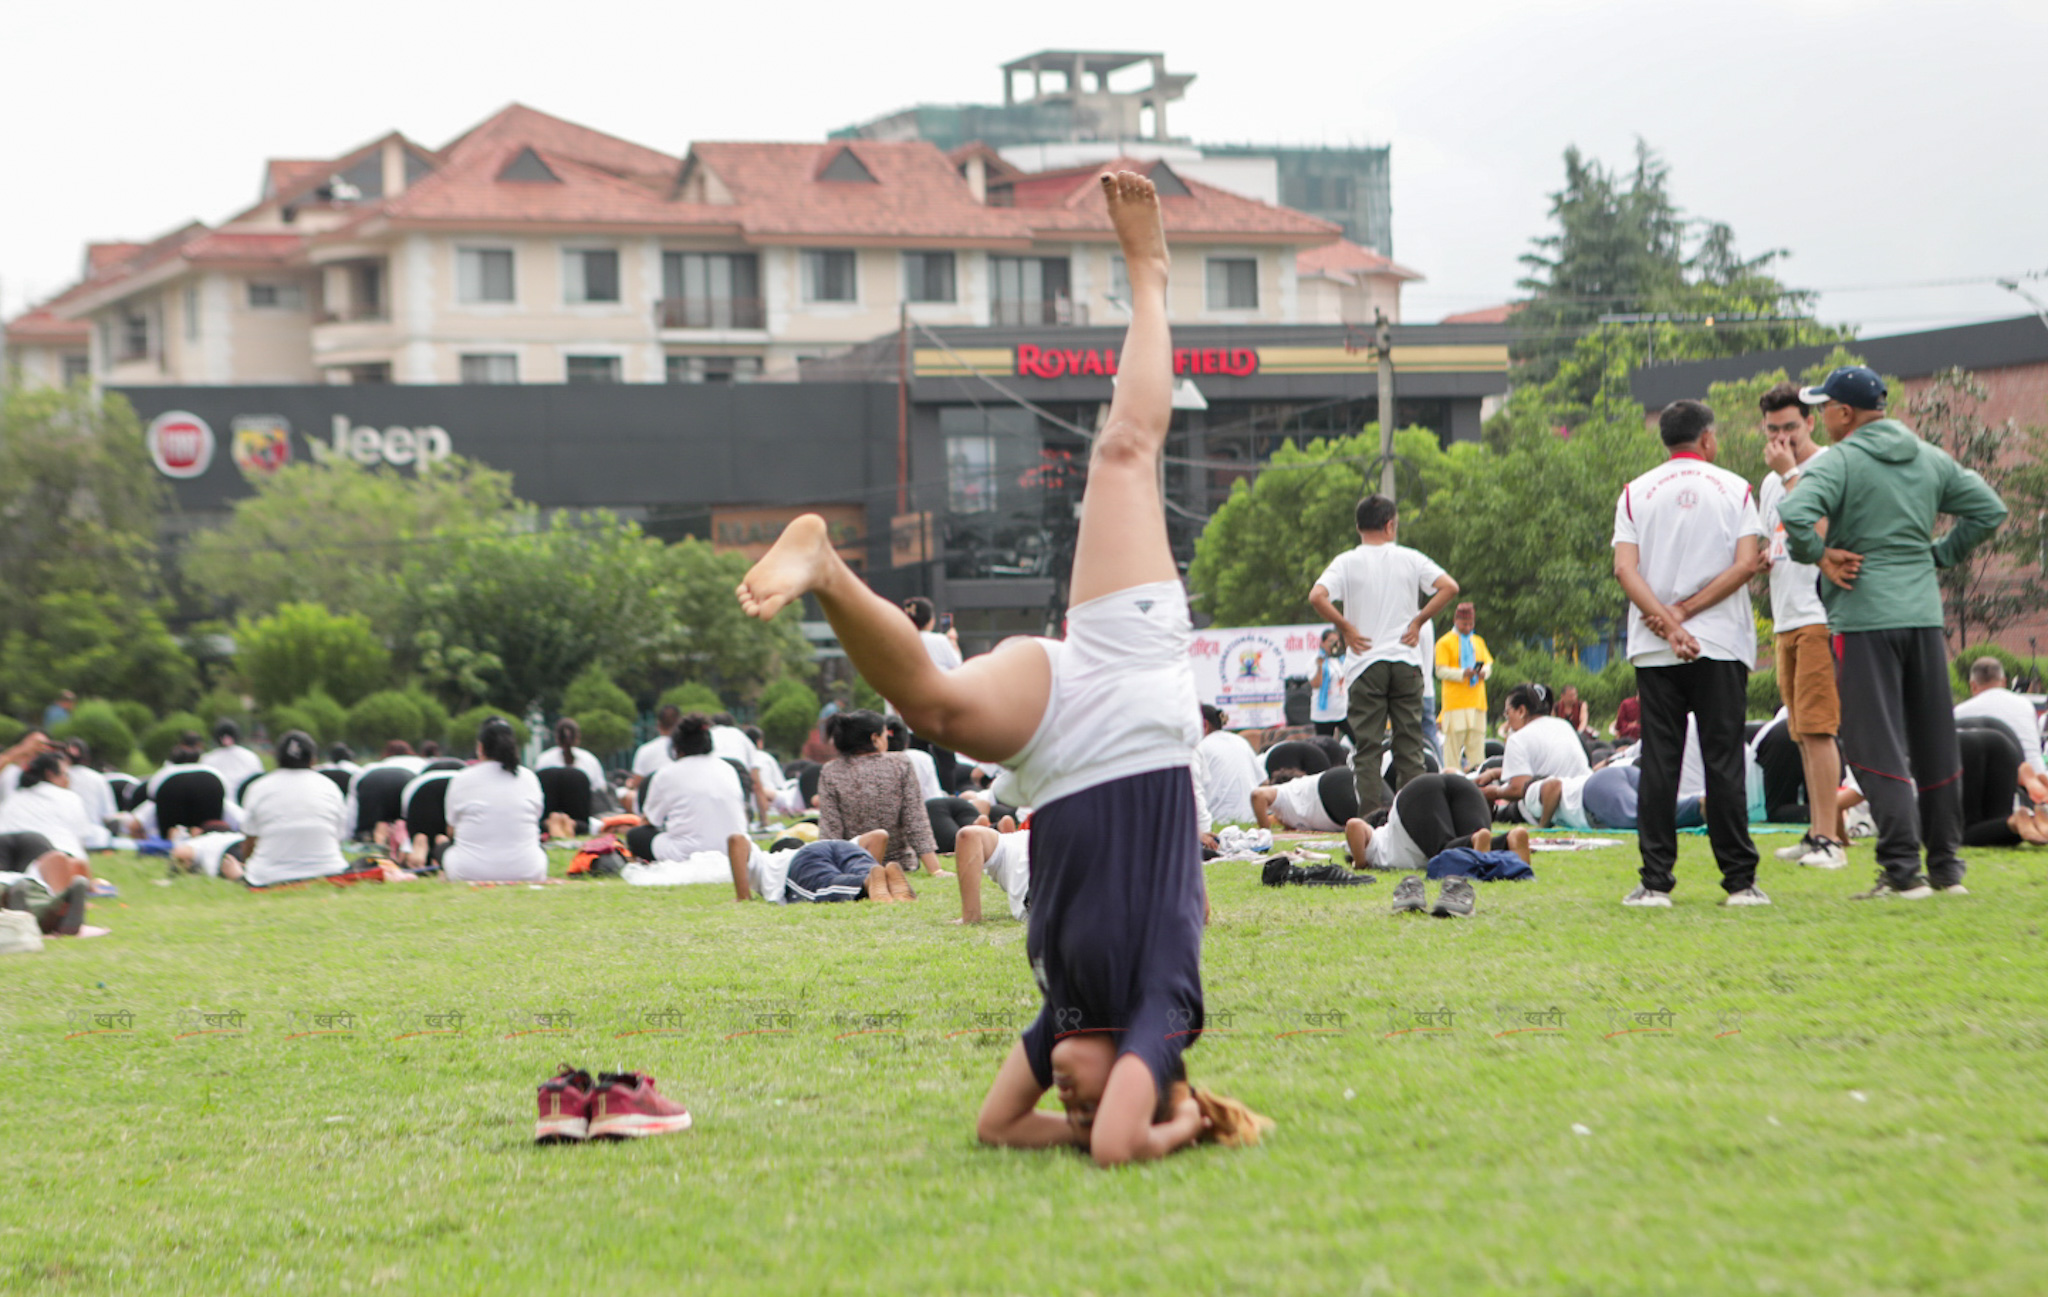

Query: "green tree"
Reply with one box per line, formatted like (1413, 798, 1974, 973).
(0, 592, 199, 717)
(1907, 369, 2048, 647)
(182, 456, 518, 621)
(234, 603, 393, 708)
(759, 686, 821, 755)
(626, 539, 813, 703)
(0, 384, 165, 626)
(279, 688, 349, 746)
(571, 710, 634, 756)
(1514, 141, 1844, 396)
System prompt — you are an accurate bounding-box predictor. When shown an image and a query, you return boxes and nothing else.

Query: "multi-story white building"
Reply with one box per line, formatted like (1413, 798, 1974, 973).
(8, 105, 1419, 387)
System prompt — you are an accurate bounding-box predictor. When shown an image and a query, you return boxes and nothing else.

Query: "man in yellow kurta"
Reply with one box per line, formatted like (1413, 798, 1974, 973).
(1433, 602, 1493, 771)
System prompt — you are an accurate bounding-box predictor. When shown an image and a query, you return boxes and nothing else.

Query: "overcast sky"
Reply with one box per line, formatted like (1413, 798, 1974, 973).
(5, 0, 2043, 336)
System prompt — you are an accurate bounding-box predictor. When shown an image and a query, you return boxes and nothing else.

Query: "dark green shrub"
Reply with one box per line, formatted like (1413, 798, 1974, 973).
(450, 706, 530, 755)
(141, 711, 209, 764)
(110, 701, 155, 738)
(571, 710, 634, 757)
(565, 666, 636, 724)
(53, 700, 136, 767)
(345, 691, 425, 752)
(660, 682, 724, 715)
(760, 693, 818, 756)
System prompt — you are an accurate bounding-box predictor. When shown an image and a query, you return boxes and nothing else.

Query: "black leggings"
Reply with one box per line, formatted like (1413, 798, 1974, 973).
(1959, 727, 2024, 847)
(1753, 724, 1815, 824)
(0, 832, 56, 872)
(1313, 720, 1354, 743)
(925, 797, 982, 853)
(1316, 766, 1359, 824)
(1264, 740, 1329, 778)
(1393, 773, 1493, 858)
(625, 824, 661, 861)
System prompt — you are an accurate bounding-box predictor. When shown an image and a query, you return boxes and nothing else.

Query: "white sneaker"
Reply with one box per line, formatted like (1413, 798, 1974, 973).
(1937, 883, 1970, 895)
(1774, 834, 1818, 862)
(1622, 886, 1672, 908)
(1722, 886, 1772, 906)
(1849, 879, 1934, 900)
(1799, 838, 1848, 869)
(1842, 805, 1877, 839)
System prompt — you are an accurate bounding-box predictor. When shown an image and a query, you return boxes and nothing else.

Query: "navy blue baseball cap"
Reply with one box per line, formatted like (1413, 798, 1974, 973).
(1799, 365, 1886, 410)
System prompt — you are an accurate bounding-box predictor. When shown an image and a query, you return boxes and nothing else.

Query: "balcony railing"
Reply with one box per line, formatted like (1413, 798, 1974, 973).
(991, 298, 1087, 327)
(656, 296, 766, 330)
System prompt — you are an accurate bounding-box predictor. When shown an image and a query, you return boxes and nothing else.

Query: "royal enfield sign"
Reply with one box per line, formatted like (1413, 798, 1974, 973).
(1013, 344, 1260, 380)
(145, 411, 216, 479)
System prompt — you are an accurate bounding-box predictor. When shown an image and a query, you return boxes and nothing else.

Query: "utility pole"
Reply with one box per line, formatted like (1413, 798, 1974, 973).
(1375, 308, 1396, 499)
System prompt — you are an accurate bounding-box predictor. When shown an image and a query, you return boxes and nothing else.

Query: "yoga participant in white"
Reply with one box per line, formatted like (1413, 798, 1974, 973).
(736, 173, 1268, 1163)
(441, 717, 547, 883)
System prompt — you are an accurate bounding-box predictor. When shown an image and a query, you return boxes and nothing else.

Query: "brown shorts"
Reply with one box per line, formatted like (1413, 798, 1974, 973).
(1776, 623, 1839, 738)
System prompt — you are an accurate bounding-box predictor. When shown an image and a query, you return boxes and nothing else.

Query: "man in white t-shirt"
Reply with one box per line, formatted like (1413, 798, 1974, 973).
(627, 705, 681, 810)
(1195, 705, 1263, 824)
(1308, 494, 1459, 819)
(1612, 399, 1766, 907)
(1955, 657, 2045, 774)
(1756, 382, 1845, 869)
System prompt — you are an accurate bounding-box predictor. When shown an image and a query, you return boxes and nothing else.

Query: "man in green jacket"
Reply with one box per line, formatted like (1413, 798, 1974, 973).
(1779, 366, 2009, 899)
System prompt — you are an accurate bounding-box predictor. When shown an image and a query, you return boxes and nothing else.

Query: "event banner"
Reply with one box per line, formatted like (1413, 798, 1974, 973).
(1189, 624, 1330, 730)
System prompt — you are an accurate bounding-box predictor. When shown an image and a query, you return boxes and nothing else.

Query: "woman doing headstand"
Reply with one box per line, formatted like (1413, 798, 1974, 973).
(737, 173, 1266, 1164)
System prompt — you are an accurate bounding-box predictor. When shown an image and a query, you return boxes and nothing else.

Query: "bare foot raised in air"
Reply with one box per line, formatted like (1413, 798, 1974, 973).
(1101, 171, 1169, 289)
(737, 514, 837, 620)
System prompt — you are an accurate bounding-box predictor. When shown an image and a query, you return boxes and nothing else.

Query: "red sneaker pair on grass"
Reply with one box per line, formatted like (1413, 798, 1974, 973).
(535, 1065, 693, 1143)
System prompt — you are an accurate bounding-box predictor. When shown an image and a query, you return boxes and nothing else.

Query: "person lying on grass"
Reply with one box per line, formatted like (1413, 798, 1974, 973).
(736, 172, 1266, 1165)
(726, 828, 915, 903)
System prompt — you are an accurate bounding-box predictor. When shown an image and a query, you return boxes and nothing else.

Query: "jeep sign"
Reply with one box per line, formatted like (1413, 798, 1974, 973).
(316, 414, 453, 470)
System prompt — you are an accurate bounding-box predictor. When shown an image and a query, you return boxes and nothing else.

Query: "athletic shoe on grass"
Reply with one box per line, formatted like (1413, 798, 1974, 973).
(1430, 876, 1475, 918)
(1798, 838, 1848, 869)
(1722, 887, 1772, 907)
(1849, 878, 1934, 900)
(589, 1072, 693, 1139)
(1390, 875, 1427, 913)
(1936, 883, 1970, 895)
(1773, 834, 1818, 862)
(535, 1065, 593, 1144)
(1621, 886, 1672, 908)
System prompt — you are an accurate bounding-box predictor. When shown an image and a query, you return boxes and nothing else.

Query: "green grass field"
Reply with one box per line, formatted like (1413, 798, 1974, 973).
(7, 835, 2046, 1296)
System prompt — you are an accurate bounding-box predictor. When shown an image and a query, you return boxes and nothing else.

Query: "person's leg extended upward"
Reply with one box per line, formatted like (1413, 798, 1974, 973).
(736, 173, 1175, 769)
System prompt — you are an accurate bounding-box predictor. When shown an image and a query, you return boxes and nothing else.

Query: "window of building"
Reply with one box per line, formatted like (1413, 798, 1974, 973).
(659, 252, 763, 328)
(903, 252, 957, 303)
(665, 355, 762, 384)
(457, 247, 516, 304)
(247, 281, 306, 310)
(343, 362, 391, 384)
(563, 248, 621, 304)
(565, 354, 622, 384)
(61, 353, 90, 384)
(184, 286, 200, 339)
(989, 256, 1074, 325)
(946, 431, 998, 514)
(118, 308, 151, 362)
(802, 250, 858, 303)
(460, 352, 519, 384)
(1206, 258, 1259, 311)
(1109, 255, 1131, 304)
(353, 263, 384, 319)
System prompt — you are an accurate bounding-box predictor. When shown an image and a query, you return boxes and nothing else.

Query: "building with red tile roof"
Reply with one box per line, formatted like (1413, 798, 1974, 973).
(14, 103, 1378, 386)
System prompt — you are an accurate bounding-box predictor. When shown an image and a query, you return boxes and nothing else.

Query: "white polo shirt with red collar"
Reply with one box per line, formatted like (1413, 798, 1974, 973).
(1612, 451, 1765, 669)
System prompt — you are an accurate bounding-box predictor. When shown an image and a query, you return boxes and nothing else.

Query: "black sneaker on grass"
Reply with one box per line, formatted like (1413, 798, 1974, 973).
(1431, 876, 1475, 918)
(1390, 874, 1427, 913)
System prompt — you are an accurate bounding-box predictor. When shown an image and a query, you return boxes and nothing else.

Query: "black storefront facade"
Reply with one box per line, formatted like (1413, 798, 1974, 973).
(118, 319, 1507, 657)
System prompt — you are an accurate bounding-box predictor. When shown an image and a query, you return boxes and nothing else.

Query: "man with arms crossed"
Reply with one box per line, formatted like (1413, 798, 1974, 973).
(1756, 382, 1847, 868)
(1612, 400, 1768, 907)
(1780, 366, 2007, 899)
(1308, 496, 1459, 819)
